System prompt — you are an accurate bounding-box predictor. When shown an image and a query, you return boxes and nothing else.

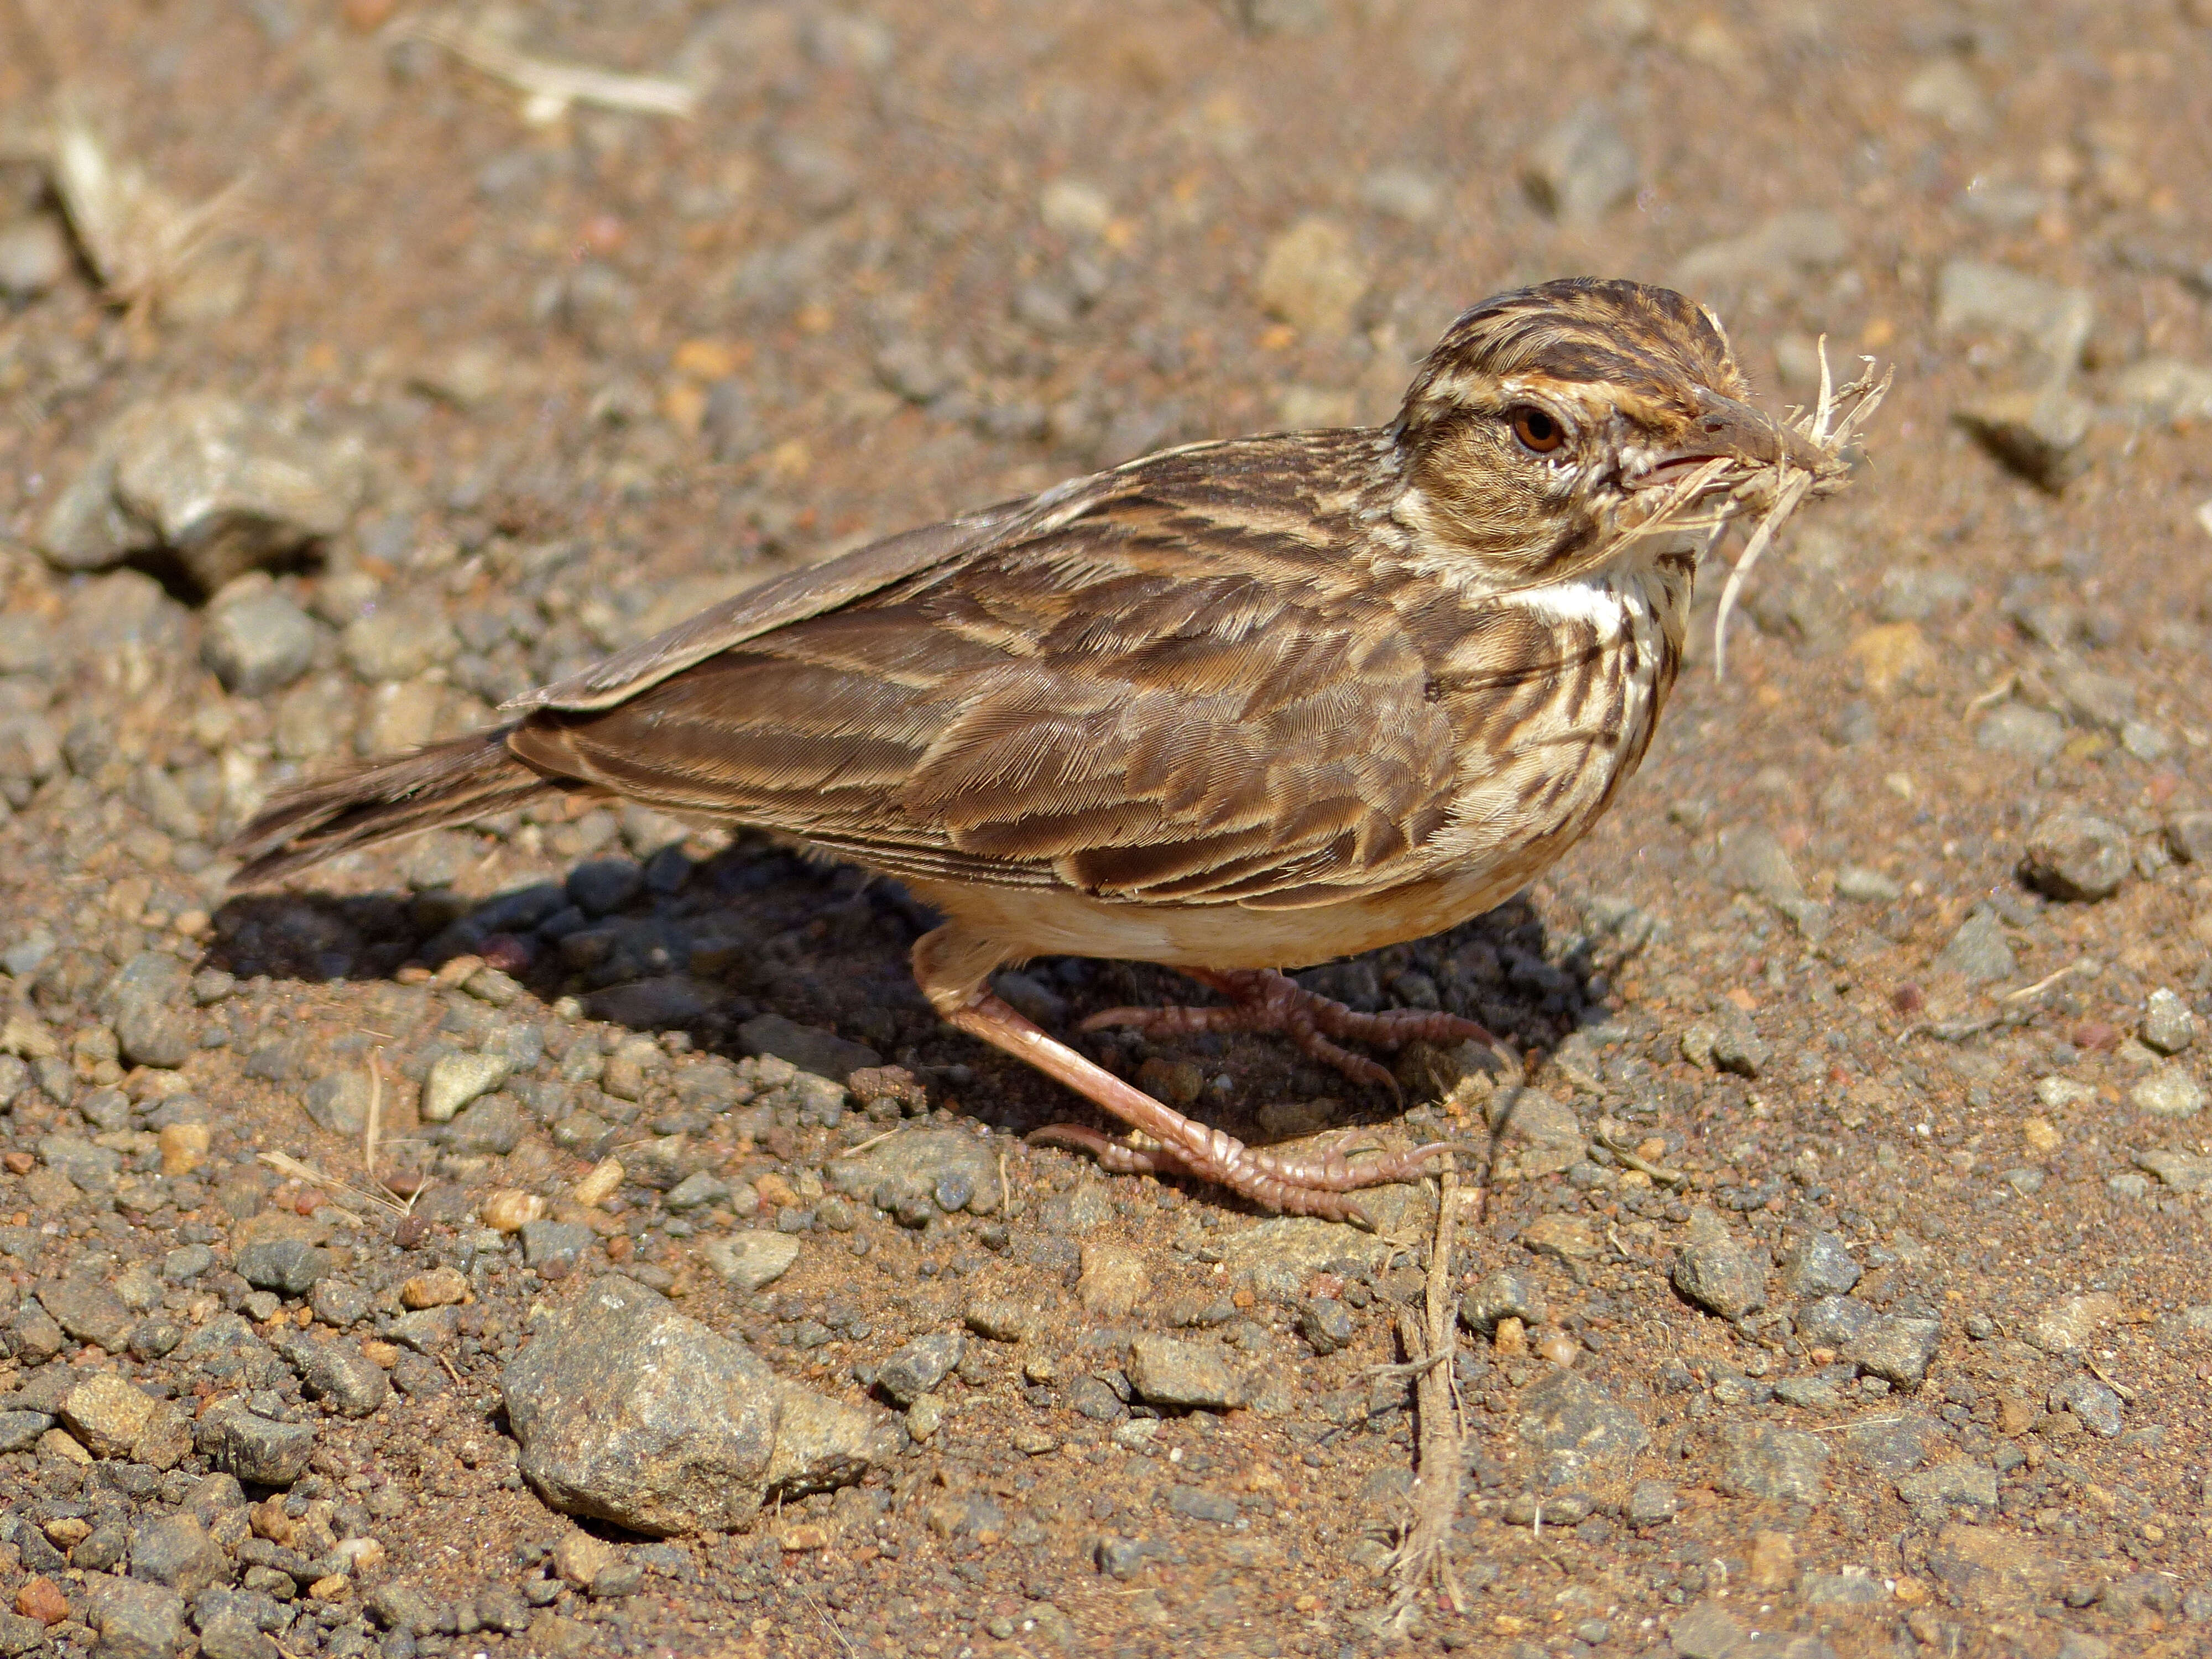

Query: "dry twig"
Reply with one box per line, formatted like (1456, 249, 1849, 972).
(389, 14, 700, 125)
(1383, 1157, 1468, 1624)
(258, 1150, 409, 1219)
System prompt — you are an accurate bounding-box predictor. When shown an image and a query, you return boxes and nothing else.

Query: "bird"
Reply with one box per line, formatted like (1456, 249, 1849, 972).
(228, 276, 1883, 1223)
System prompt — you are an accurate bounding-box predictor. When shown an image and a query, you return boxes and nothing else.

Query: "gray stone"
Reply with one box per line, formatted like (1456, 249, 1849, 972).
(1803, 1568, 1884, 1606)
(420, 1051, 510, 1123)
(339, 599, 458, 683)
(83, 1574, 188, 1659)
(1772, 1370, 1849, 1410)
(1833, 866, 1902, 903)
(1516, 1370, 1650, 1489)
(194, 1398, 315, 1486)
(737, 1014, 881, 1084)
(37, 393, 362, 594)
(520, 1220, 594, 1268)
(99, 952, 198, 1070)
(1957, 386, 2094, 490)
(1933, 908, 2016, 984)
(1671, 1209, 1767, 1320)
(234, 1239, 332, 1297)
(1673, 208, 1846, 296)
(1125, 1334, 1243, 1410)
(826, 1125, 1001, 1220)
(308, 1278, 368, 1327)
(1670, 1601, 1748, 1659)
(2142, 989, 2195, 1055)
(1780, 1232, 1861, 1300)
(1459, 1270, 1548, 1333)
(2031, 1292, 2119, 1355)
(0, 1410, 51, 1452)
(1522, 101, 1637, 223)
(2133, 1147, 2212, 1192)
(2051, 660, 2136, 731)
(441, 1091, 524, 1155)
(1296, 1297, 1357, 1355)
(1718, 1423, 1829, 1504)
(662, 1171, 730, 1211)
(1357, 165, 1445, 223)
(163, 1244, 214, 1282)
(300, 1070, 371, 1138)
(1844, 1316, 1941, 1390)
(2164, 811, 2212, 865)
(2114, 356, 2212, 424)
(0, 1608, 44, 1657)
(2130, 1066, 2205, 1119)
(285, 1336, 390, 1417)
(501, 1275, 894, 1535)
(1679, 1003, 1770, 1078)
(1715, 823, 1803, 905)
(873, 1333, 964, 1407)
(203, 589, 318, 697)
(698, 1231, 801, 1293)
(1936, 260, 2095, 371)
(1898, 1458, 1999, 1511)
(1975, 704, 2066, 761)
(1626, 1480, 1680, 1526)
(388, 1306, 461, 1352)
(2021, 812, 2130, 901)
(38, 1274, 135, 1350)
(8, 1305, 64, 1365)
(128, 1512, 228, 1596)
(566, 859, 643, 916)
(195, 1611, 280, 1659)
(0, 213, 69, 299)
(0, 713, 59, 793)
(2048, 1374, 2124, 1437)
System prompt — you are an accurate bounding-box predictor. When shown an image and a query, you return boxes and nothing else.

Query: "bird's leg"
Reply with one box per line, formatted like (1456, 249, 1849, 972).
(913, 927, 1450, 1224)
(1082, 967, 1498, 1097)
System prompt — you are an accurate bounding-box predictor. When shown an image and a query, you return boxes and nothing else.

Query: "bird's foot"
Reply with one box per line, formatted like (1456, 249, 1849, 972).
(1081, 967, 1498, 1097)
(1026, 1120, 1455, 1225)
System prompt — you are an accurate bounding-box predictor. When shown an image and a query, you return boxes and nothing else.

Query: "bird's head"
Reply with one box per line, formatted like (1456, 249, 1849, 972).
(1390, 276, 1867, 589)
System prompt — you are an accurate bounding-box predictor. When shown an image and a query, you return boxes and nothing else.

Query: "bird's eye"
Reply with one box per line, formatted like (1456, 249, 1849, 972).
(1509, 406, 1565, 455)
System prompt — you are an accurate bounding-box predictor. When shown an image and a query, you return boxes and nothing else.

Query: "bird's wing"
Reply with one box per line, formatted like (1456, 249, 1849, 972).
(509, 473, 1122, 713)
(507, 434, 1462, 907)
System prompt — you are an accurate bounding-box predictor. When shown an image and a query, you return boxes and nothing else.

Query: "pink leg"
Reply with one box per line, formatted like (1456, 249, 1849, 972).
(911, 927, 1459, 1223)
(1082, 967, 1498, 1096)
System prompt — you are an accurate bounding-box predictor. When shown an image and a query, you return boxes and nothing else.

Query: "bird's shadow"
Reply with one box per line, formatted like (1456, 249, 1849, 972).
(203, 831, 1635, 1180)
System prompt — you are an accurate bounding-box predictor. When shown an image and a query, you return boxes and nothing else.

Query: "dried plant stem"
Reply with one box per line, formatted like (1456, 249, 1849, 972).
(258, 1150, 408, 1219)
(390, 15, 700, 124)
(1385, 1157, 1467, 1622)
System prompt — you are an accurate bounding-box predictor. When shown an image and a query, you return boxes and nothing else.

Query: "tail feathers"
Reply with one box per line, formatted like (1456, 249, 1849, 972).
(226, 726, 578, 887)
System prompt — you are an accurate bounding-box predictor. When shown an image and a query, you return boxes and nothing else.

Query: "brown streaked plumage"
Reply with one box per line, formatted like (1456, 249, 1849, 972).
(229, 277, 1882, 1222)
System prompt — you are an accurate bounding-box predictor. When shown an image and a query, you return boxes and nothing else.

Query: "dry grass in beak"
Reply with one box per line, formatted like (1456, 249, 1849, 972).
(1709, 341, 1892, 679)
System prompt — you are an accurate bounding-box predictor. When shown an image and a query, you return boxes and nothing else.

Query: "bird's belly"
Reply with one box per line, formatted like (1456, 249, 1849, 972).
(908, 865, 1529, 973)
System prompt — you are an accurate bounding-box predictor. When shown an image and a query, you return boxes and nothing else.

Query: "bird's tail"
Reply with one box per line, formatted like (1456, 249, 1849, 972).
(226, 726, 583, 887)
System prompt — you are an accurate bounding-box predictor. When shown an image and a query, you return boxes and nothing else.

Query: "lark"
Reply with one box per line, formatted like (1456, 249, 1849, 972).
(231, 278, 1884, 1221)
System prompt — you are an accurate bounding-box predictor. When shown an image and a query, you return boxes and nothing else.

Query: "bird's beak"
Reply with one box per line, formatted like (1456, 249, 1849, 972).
(1631, 388, 1826, 488)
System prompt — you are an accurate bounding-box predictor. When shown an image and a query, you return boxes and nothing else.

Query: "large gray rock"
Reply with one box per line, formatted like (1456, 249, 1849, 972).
(1671, 1209, 1768, 1320)
(37, 393, 363, 594)
(194, 1399, 315, 1487)
(1516, 1370, 1650, 1489)
(501, 1276, 894, 1536)
(825, 1125, 1002, 1222)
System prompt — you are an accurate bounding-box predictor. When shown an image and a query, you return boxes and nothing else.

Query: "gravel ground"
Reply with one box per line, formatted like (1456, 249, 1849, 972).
(2, 3, 2212, 1657)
